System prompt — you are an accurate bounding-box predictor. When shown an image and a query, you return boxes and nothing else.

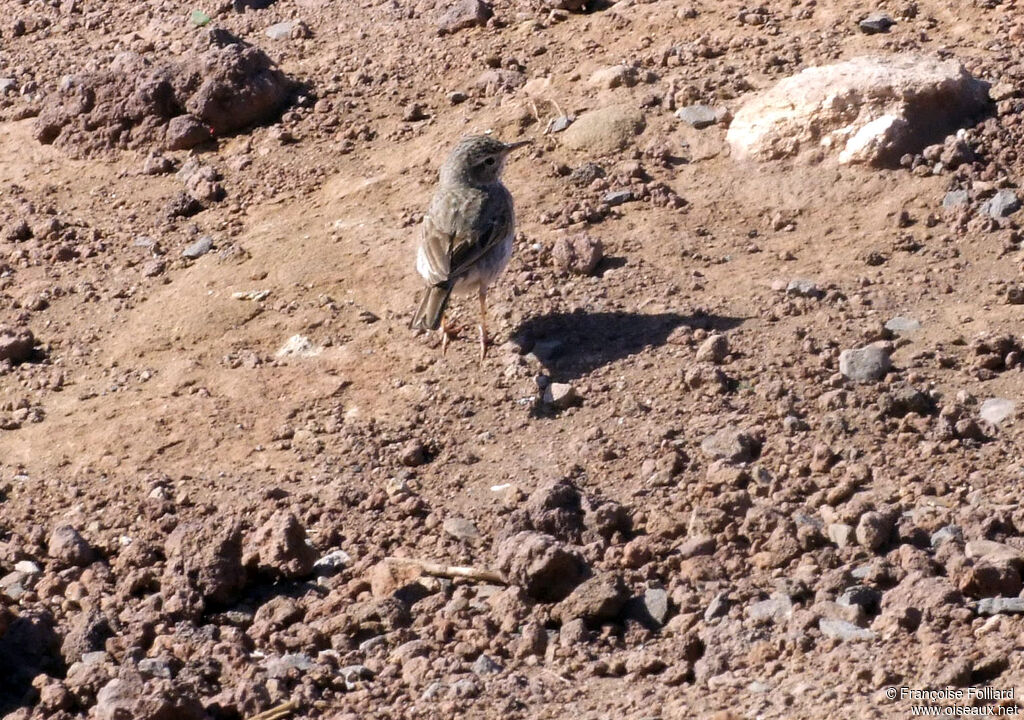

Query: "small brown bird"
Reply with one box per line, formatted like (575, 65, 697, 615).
(411, 135, 530, 359)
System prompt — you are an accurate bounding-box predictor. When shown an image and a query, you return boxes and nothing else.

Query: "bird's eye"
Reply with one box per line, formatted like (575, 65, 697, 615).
(484, 157, 496, 166)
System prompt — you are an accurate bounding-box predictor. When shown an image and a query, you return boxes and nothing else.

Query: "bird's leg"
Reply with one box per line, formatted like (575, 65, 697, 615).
(478, 288, 489, 361)
(550, 98, 565, 118)
(439, 316, 451, 355)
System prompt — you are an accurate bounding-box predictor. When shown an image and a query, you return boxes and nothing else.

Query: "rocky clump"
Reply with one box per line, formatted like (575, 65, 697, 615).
(243, 511, 317, 579)
(162, 520, 245, 614)
(33, 29, 292, 156)
(561, 105, 646, 155)
(495, 531, 589, 602)
(552, 234, 604, 275)
(727, 55, 990, 165)
(0, 327, 35, 364)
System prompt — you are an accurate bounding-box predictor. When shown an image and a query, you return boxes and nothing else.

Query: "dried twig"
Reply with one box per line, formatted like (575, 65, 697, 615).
(385, 557, 506, 584)
(246, 700, 299, 720)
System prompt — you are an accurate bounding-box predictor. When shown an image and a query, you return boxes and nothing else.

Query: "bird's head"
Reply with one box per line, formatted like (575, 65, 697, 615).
(441, 135, 531, 187)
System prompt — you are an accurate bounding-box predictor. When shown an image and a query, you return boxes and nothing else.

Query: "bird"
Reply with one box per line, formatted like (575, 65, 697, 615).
(411, 134, 530, 359)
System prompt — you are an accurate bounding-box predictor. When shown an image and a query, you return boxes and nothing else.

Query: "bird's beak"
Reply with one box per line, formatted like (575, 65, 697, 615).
(502, 140, 532, 153)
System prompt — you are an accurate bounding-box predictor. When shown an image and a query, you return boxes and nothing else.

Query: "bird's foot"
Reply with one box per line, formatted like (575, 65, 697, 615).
(478, 324, 489, 361)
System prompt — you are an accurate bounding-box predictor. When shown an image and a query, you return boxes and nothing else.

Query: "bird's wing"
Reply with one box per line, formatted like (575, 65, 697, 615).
(419, 187, 511, 284)
(449, 188, 513, 278)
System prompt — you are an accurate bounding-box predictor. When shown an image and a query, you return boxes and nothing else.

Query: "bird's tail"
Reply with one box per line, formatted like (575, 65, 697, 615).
(411, 283, 453, 331)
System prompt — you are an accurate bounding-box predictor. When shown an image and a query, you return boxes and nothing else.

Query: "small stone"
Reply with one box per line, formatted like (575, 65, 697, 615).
(546, 115, 573, 133)
(438, 0, 492, 34)
(313, 549, 351, 575)
(13, 560, 41, 574)
(182, 236, 213, 259)
(339, 665, 374, 690)
(858, 12, 894, 34)
(632, 587, 671, 627)
(700, 427, 757, 463)
(561, 105, 646, 155)
(543, 382, 580, 409)
(746, 593, 793, 622)
(403, 103, 427, 122)
(786, 278, 824, 298)
(0, 327, 35, 363)
(976, 597, 1024, 615)
(165, 115, 209, 150)
(276, 334, 320, 357)
(695, 334, 729, 364)
(837, 585, 882, 612)
(942, 189, 969, 208)
(552, 234, 603, 275)
(828, 523, 856, 549)
(819, 618, 875, 641)
(704, 591, 730, 621)
(931, 525, 964, 548)
(839, 345, 891, 382)
(884, 316, 921, 334)
(138, 657, 174, 679)
(603, 190, 634, 206)
(496, 531, 587, 602)
(556, 574, 629, 625)
(48, 525, 94, 567)
(856, 511, 892, 552)
(266, 653, 315, 678)
(243, 512, 317, 579)
(588, 65, 638, 90)
(980, 398, 1016, 426)
(981, 189, 1021, 218)
(675, 104, 718, 129)
(265, 20, 300, 40)
(472, 654, 503, 675)
(400, 440, 427, 466)
(443, 517, 480, 541)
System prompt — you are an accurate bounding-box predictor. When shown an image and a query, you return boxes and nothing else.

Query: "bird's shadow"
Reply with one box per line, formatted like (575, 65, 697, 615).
(513, 309, 745, 381)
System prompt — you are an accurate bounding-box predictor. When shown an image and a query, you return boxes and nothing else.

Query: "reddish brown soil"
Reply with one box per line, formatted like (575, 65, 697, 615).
(1, 0, 1024, 718)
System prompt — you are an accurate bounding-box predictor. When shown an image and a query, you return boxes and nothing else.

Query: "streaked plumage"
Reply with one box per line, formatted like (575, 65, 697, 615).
(411, 135, 529, 357)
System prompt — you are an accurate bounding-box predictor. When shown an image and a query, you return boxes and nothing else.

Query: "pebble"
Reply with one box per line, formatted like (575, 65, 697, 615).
(138, 657, 174, 679)
(339, 664, 374, 690)
(819, 618, 875, 641)
(885, 316, 921, 334)
(313, 549, 351, 574)
(837, 585, 881, 611)
(979, 398, 1016, 426)
(839, 346, 891, 382)
(746, 593, 793, 622)
(561, 105, 646, 154)
(981, 189, 1021, 218)
(471, 654, 503, 675)
(13, 560, 41, 574)
(265, 20, 300, 40)
(828, 523, 856, 549)
(930, 525, 964, 548)
(48, 525, 94, 567)
(942, 189, 969, 208)
(543, 382, 580, 409)
(700, 427, 757, 463)
(266, 653, 315, 678)
(858, 12, 894, 34)
(603, 190, 635, 206)
(704, 591, 730, 621)
(182, 236, 213, 259)
(786, 278, 824, 298)
(675, 104, 719, 129)
(855, 511, 892, 552)
(977, 597, 1024, 615)
(695, 334, 729, 364)
(443, 516, 481, 541)
(546, 115, 574, 133)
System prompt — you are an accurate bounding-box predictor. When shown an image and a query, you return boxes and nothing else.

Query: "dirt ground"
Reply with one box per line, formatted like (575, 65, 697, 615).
(1, 0, 1024, 718)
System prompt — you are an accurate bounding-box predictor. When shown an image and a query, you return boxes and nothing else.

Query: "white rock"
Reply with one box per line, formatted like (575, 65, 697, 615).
(727, 55, 989, 165)
(276, 335, 321, 358)
(980, 398, 1016, 426)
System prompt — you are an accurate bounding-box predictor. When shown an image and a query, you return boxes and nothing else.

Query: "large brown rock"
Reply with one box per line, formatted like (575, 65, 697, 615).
(163, 521, 245, 607)
(242, 512, 316, 579)
(0, 327, 34, 363)
(727, 55, 990, 166)
(495, 531, 588, 602)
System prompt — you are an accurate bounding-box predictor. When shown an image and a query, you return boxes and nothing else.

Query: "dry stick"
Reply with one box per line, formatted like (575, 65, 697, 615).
(246, 700, 299, 720)
(385, 557, 506, 584)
